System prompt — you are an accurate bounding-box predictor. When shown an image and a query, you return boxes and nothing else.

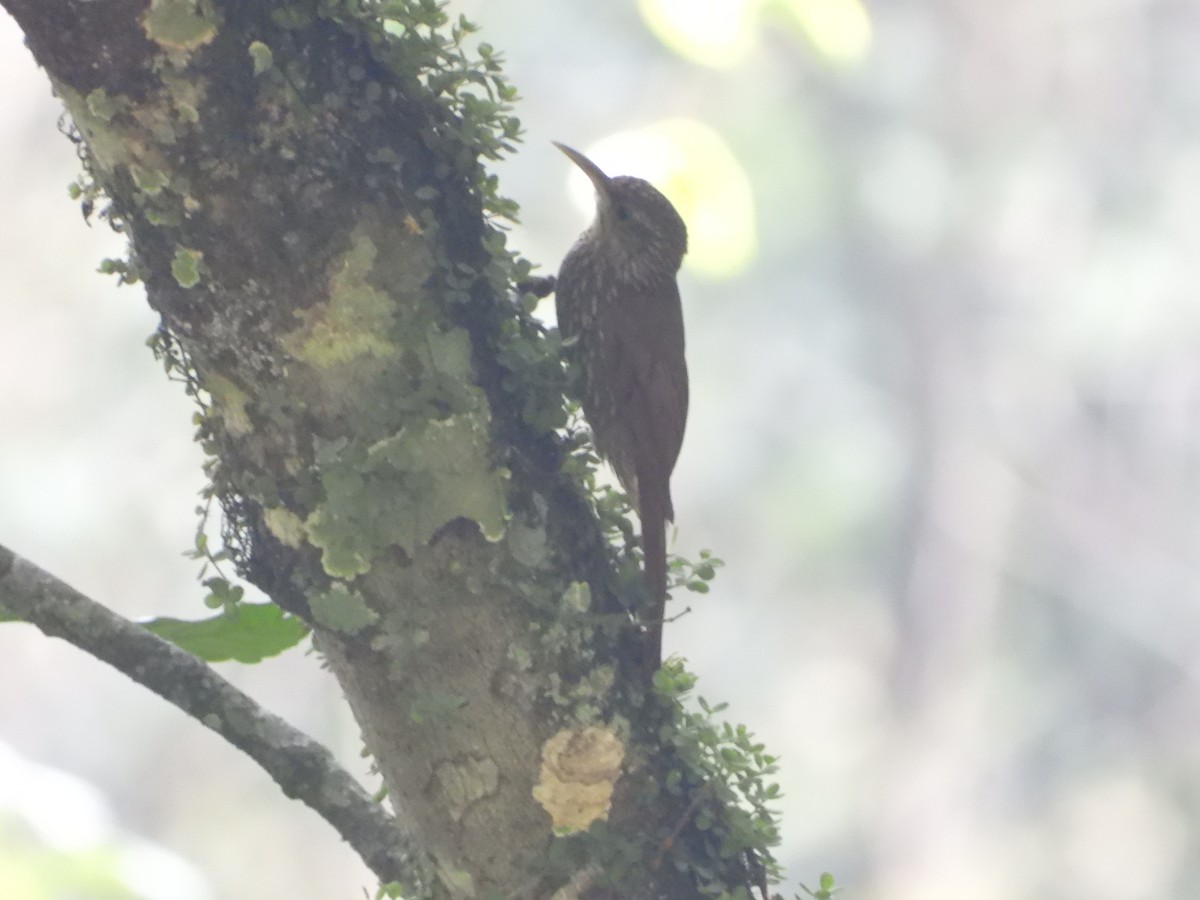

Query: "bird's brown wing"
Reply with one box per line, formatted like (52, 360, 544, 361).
(608, 278, 688, 520)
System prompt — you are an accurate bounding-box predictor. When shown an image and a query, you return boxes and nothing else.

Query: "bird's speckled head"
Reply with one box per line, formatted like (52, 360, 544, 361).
(555, 142, 688, 279)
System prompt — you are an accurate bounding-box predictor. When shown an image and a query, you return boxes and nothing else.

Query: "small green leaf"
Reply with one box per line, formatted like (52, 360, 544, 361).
(800, 872, 840, 899)
(142, 603, 308, 662)
(201, 577, 245, 609)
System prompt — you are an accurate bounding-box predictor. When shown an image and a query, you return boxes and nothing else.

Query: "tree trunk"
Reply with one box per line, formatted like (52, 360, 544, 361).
(1, 2, 777, 897)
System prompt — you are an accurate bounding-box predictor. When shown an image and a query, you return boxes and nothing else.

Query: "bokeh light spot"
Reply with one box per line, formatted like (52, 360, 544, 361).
(779, 0, 872, 64)
(638, 0, 758, 68)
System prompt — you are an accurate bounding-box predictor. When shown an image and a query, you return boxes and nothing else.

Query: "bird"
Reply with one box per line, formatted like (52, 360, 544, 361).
(552, 141, 689, 679)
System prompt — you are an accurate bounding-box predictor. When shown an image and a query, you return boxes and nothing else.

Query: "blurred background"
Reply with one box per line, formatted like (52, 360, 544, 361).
(4, 0, 1200, 897)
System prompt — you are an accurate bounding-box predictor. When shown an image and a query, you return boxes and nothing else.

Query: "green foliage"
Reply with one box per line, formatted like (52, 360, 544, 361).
(96, 257, 140, 285)
(672, 548, 726, 594)
(651, 668, 785, 896)
(799, 872, 839, 899)
(184, 509, 238, 595)
(143, 602, 308, 663)
(367, 3, 523, 170)
(541, 819, 643, 894)
(200, 575, 243, 609)
(560, 426, 726, 615)
(63, 119, 134, 262)
(495, 314, 568, 432)
(144, 516, 309, 662)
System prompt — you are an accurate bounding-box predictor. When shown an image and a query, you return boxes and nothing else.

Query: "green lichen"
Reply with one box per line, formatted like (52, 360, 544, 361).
(263, 507, 306, 548)
(538, 582, 605, 709)
(60, 75, 203, 244)
(368, 414, 510, 543)
(282, 230, 397, 367)
(58, 85, 135, 175)
(309, 582, 379, 634)
(142, 0, 220, 51)
(409, 691, 467, 724)
(205, 373, 251, 435)
(157, 69, 207, 128)
(85, 88, 127, 123)
(560, 581, 591, 614)
(248, 40, 274, 75)
(301, 448, 374, 577)
(130, 164, 170, 196)
(146, 207, 182, 227)
(170, 247, 204, 288)
(425, 325, 471, 379)
(305, 413, 510, 577)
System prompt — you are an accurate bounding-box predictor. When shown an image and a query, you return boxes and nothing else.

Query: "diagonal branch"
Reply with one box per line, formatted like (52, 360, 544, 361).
(0, 542, 426, 892)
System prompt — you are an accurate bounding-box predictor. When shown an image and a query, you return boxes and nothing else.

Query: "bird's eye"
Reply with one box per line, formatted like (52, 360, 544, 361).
(616, 205, 630, 221)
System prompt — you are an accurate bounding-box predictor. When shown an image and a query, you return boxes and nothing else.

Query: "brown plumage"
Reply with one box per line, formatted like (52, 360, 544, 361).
(553, 142, 689, 679)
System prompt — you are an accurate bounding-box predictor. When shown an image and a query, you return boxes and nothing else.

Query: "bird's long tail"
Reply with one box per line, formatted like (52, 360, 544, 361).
(640, 485, 671, 682)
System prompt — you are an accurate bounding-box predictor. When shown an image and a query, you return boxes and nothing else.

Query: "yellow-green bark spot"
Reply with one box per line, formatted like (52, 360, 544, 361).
(171, 247, 203, 288)
(561, 581, 592, 614)
(85, 88, 126, 123)
(264, 508, 306, 548)
(205, 373, 251, 435)
(283, 232, 395, 367)
(156, 69, 207, 129)
(57, 85, 135, 174)
(130, 164, 170, 196)
(142, 0, 220, 50)
(248, 41, 274, 75)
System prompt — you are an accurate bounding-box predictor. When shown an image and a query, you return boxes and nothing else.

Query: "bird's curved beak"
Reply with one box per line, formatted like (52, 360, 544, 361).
(553, 142, 611, 196)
